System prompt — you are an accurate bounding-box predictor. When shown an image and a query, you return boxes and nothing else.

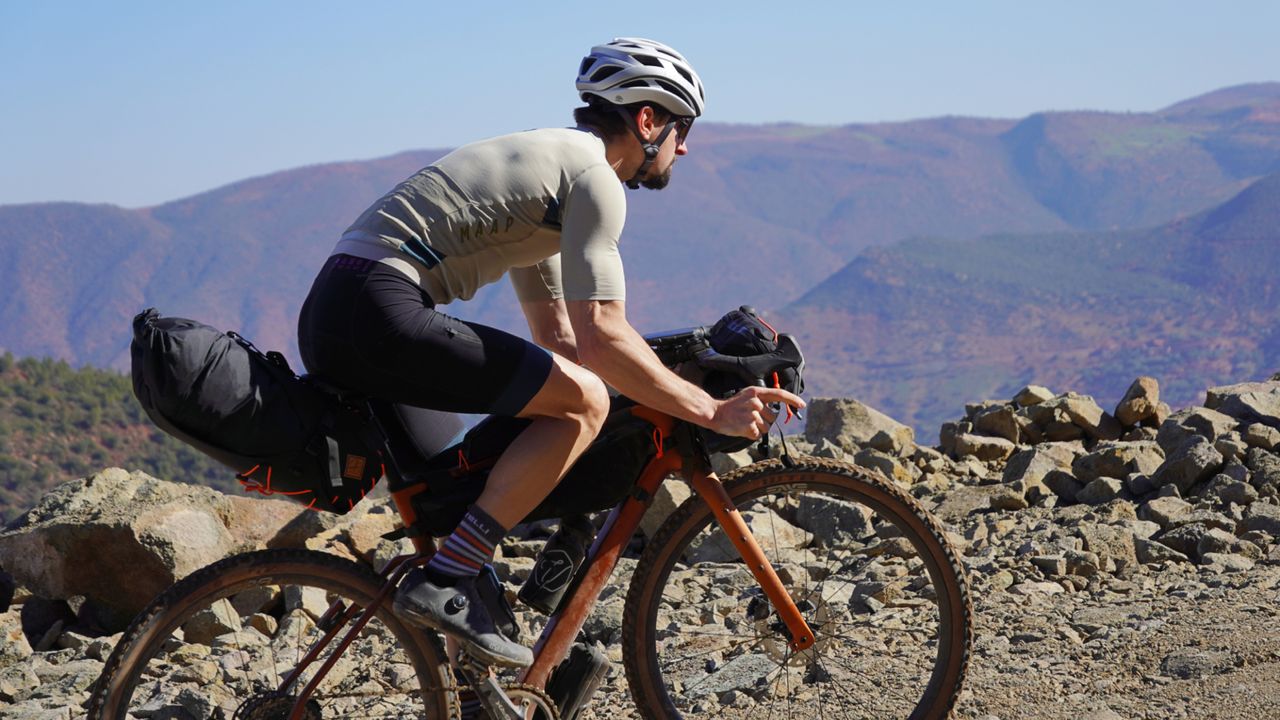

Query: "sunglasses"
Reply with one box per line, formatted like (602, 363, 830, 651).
(673, 116, 694, 144)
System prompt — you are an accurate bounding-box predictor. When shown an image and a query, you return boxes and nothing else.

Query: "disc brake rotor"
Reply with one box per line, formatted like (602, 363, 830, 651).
(234, 693, 323, 720)
(749, 594, 836, 667)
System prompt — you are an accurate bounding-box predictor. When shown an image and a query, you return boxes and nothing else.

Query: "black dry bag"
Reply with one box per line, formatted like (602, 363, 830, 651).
(129, 308, 384, 514)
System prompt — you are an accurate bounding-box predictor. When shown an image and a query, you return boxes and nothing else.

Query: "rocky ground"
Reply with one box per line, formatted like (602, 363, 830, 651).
(3, 375, 1280, 719)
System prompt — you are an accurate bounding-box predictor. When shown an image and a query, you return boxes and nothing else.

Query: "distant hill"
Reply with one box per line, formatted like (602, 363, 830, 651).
(3, 83, 1279, 375)
(0, 354, 234, 525)
(781, 171, 1280, 437)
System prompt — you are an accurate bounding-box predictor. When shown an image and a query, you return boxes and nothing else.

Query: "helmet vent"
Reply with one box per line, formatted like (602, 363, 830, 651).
(637, 55, 663, 68)
(579, 58, 594, 76)
(590, 66, 622, 83)
(654, 79, 692, 101)
(675, 66, 695, 85)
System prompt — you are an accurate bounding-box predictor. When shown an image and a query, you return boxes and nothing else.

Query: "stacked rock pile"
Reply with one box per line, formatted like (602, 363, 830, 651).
(793, 378, 1280, 718)
(3, 375, 1280, 718)
(934, 377, 1280, 574)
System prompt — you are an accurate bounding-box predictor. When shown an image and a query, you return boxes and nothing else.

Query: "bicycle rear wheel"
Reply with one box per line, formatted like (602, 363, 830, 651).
(87, 548, 455, 719)
(622, 457, 971, 720)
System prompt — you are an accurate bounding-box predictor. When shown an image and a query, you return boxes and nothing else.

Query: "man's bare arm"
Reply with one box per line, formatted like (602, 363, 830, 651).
(569, 299, 803, 439)
(521, 299, 579, 362)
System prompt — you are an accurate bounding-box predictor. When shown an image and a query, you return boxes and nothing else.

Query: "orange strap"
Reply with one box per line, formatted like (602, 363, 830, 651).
(771, 372, 794, 423)
(758, 315, 780, 341)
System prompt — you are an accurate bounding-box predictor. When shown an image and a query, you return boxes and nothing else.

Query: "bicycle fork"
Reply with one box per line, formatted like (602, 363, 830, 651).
(686, 467, 817, 653)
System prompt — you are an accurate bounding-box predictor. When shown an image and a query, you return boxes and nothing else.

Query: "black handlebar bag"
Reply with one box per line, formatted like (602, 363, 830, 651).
(130, 308, 384, 514)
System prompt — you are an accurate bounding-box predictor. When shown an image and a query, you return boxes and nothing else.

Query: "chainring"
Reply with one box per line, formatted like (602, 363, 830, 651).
(503, 684, 560, 720)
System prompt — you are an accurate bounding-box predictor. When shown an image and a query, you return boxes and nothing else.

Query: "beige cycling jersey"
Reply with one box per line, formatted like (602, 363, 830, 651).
(333, 127, 627, 305)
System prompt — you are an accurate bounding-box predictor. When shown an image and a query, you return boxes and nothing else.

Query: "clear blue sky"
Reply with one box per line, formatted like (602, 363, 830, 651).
(3, 1, 1277, 208)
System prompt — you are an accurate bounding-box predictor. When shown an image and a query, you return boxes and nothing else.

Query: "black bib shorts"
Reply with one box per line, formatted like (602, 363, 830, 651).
(298, 255, 554, 419)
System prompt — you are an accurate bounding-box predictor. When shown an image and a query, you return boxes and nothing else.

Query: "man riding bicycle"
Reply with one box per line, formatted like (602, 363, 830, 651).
(297, 37, 803, 673)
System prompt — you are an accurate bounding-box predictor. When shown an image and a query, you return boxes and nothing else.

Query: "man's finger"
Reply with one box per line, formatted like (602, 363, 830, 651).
(755, 386, 805, 408)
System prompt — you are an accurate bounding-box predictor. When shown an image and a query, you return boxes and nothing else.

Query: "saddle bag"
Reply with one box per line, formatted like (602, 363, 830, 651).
(129, 308, 384, 514)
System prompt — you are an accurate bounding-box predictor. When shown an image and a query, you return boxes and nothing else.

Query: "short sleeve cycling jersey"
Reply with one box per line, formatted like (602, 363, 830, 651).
(333, 127, 627, 305)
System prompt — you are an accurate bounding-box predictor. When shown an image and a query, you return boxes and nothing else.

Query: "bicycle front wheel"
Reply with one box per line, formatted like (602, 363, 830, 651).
(87, 548, 455, 719)
(622, 457, 972, 720)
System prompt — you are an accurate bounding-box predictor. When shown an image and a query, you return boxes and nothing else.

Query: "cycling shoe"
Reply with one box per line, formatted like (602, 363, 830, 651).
(393, 568, 533, 668)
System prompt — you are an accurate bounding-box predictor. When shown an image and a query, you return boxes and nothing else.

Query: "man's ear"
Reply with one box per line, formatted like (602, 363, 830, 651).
(636, 105, 657, 137)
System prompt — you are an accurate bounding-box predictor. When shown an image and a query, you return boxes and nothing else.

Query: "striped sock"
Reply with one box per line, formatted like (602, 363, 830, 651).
(458, 687, 482, 719)
(424, 505, 506, 583)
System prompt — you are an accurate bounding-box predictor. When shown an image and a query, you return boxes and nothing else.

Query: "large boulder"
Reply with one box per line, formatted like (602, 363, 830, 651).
(953, 434, 1016, 462)
(1151, 437, 1224, 494)
(1245, 448, 1280, 496)
(1012, 385, 1055, 407)
(1004, 444, 1081, 485)
(1241, 502, 1280, 537)
(1072, 441, 1165, 483)
(804, 398, 914, 456)
(1003, 443, 1080, 502)
(1242, 423, 1280, 451)
(1024, 393, 1122, 441)
(0, 469, 304, 631)
(1156, 408, 1238, 453)
(1137, 496, 1194, 530)
(639, 481, 692, 540)
(1077, 524, 1138, 573)
(1205, 381, 1280, 429)
(1115, 377, 1161, 427)
(973, 405, 1021, 443)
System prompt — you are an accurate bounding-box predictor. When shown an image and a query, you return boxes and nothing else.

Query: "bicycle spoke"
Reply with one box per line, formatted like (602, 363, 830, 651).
(622, 462, 970, 720)
(88, 549, 451, 720)
(659, 635, 769, 670)
(813, 650, 921, 709)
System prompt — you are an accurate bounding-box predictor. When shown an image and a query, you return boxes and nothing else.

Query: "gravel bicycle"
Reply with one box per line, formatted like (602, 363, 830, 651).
(87, 320, 972, 720)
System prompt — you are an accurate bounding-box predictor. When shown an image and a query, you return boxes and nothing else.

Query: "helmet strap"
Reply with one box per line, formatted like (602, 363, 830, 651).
(617, 108, 675, 189)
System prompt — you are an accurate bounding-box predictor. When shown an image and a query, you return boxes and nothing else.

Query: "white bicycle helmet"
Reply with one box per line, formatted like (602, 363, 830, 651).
(576, 38, 705, 118)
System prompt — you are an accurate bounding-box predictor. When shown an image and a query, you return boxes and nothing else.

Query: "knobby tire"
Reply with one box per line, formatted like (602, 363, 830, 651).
(86, 548, 455, 719)
(621, 457, 972, 720)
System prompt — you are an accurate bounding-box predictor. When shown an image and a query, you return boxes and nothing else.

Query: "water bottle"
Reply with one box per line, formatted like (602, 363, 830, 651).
(518, 514, 595, 614)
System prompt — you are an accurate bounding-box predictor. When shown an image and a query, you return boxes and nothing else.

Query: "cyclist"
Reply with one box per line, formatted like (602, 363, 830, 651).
(297, 37, 804, 669)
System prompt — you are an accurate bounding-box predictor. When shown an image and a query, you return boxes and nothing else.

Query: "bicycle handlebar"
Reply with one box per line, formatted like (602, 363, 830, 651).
(644, 326, 710, 366)
(644, 324, 806, 389)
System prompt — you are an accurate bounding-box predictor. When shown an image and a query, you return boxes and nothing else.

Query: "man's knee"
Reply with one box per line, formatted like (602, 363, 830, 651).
(579, 371, 609, 432)
(561, 364, 609, 433)
(524, 358, 609, 431)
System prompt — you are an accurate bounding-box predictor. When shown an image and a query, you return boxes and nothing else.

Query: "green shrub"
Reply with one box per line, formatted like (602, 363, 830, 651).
(0, 355, 232, 523)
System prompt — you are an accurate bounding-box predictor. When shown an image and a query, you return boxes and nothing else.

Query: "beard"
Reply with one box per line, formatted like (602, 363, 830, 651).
(640, 162, 673, 190)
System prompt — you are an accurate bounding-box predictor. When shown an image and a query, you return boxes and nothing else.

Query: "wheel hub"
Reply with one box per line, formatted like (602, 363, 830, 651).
(748, 594, 833, 667)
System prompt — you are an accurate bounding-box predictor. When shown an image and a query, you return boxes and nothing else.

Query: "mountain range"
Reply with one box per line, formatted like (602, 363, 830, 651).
(2, 82, 1279, 437)
(781, 171, 1280, 433)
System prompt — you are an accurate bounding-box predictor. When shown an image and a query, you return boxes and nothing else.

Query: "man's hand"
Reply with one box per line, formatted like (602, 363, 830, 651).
(709, 386, 806, 440)
(570, 299, 806, 437)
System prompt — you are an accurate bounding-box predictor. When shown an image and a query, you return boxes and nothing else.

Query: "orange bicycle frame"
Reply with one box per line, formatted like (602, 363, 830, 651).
(520, 408, 814, 689)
